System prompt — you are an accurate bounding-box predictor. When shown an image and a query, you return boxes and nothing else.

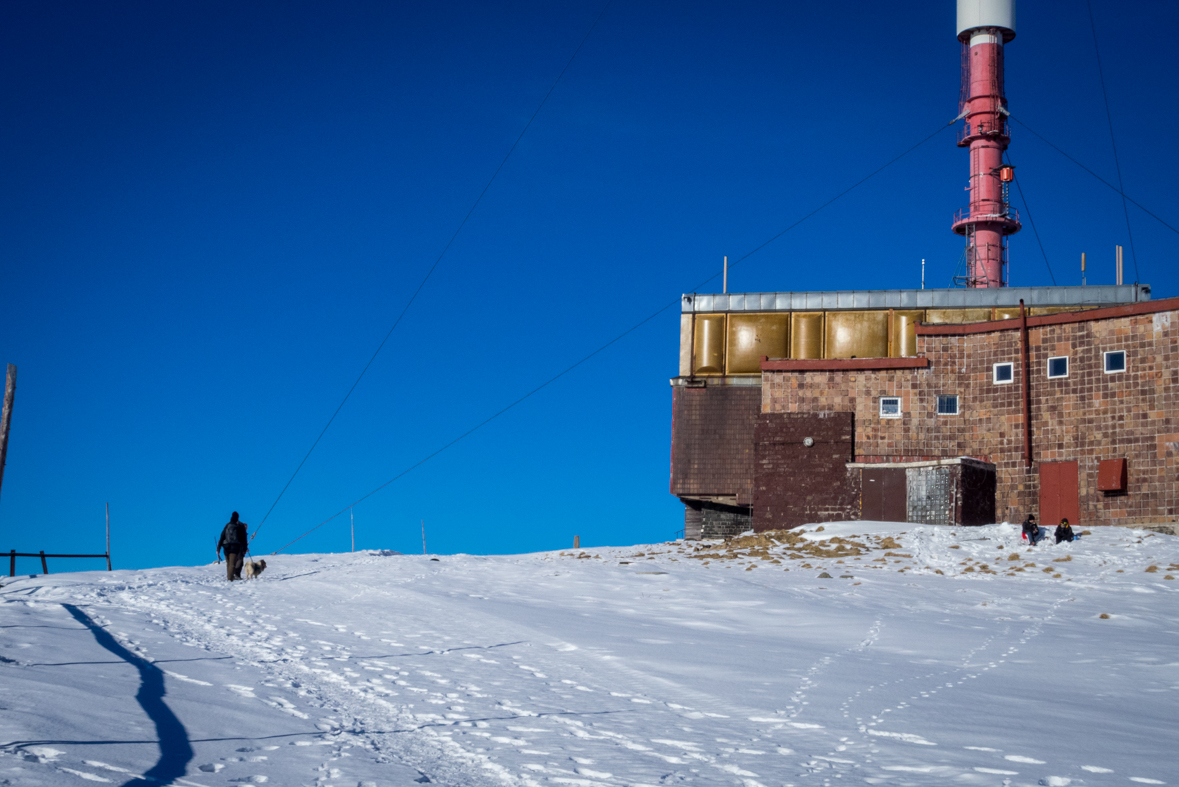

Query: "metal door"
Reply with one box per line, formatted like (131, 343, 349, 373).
(1039, 461, 1080, 526)
(862, 468, 907, 522)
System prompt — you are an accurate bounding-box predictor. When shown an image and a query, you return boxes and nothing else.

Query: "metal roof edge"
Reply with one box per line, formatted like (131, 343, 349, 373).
(681, 284, 1150, 313)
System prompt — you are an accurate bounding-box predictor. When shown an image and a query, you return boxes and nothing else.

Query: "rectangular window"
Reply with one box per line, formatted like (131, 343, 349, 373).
(879, 396, 901, 418)
(937, 394, 959, 415)
(993, 362, 1014, 384)
(1104, 350, 1126, 374)
(1047, 356, 1069, 379)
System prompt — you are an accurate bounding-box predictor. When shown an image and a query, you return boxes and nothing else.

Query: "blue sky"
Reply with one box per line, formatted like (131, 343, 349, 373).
(3, 0, 1177, 570)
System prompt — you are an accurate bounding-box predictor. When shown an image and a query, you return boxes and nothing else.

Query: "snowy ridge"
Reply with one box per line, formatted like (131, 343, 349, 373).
(1, 523, 1177, 786)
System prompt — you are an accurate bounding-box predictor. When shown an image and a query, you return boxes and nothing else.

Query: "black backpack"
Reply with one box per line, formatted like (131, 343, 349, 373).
(222, 522, 243, 547)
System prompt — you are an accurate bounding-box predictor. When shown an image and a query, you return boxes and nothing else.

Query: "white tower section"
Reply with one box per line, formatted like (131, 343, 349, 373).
(957, 0, 1016, 42)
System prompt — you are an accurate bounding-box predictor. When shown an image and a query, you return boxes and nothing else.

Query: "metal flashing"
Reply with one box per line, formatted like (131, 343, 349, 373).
(669, 376, 762, 388)
(681, 285, 1149, 314)
(846, 456, 995, 470)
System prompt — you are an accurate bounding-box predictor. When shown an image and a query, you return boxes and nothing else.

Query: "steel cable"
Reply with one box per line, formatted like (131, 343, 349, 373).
(1009, 116, 1179, 239)
(1003, 151, 1056, 285)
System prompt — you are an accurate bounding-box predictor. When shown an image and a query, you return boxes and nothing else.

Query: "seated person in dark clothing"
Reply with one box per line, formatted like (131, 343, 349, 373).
(1022, 514, 1046, 545)
(1055, 518, 1077, 544)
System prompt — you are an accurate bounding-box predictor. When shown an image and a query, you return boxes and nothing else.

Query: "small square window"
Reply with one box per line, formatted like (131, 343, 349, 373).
(1047, 356, 1069, 379)
(879, 396, 901, 418)
(1104, 350, 1126, 374)
(993, 362, 1014, 384)
(937, 394, 959, 415)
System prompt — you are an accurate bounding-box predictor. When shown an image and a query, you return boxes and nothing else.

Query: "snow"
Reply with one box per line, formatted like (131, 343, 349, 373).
(2, 522, 1178, 786)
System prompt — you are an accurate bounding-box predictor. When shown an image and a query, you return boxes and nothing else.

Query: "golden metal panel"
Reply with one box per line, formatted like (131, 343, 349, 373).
(890, 310, 925, 357)
(993, 307, 1022, 321)
(679, 314, 693, 376)
(925, 308, 993, 324)
(790, 312, 825, 359)
(1029, 306, 1087, 316)
(825, 310, 889, 359)
(726, 313, 789, 374)
(693, 314, 726, 374)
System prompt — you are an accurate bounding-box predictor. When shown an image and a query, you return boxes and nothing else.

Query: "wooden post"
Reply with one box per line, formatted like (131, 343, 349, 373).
(106, 503, 112, 571)
(9, 549, 14, 577)
(39, 550, 48, 575)
(574, 535, 580, 549)
(421, 519, 426, 555)
(350, 508, 355, 553)
(1081, 252, 1086, 286)
(0, 364, 16, 504)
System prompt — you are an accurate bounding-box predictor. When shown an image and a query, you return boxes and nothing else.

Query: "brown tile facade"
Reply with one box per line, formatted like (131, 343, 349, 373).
(670, 385, 760, 505)
(761, 308, 1179, 527)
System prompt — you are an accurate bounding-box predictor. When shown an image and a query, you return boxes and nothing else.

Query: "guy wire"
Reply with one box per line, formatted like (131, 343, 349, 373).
(252, 1, 613, 543)
(1085, 0, 1140, 281)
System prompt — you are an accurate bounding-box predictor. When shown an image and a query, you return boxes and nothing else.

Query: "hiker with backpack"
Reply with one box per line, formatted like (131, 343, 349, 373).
(216, 511, 249, 581)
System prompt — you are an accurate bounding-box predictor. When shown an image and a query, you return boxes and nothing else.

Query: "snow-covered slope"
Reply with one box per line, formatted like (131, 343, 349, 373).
(2, 522, 1177, 787)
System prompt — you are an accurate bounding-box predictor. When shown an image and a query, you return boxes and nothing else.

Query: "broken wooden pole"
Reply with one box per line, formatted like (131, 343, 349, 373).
(0, 364, 16, 504)
(39, 550, 48, 575)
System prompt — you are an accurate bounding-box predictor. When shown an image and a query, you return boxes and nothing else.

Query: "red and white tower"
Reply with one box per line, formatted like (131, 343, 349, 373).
(952, 0, 1021, 287)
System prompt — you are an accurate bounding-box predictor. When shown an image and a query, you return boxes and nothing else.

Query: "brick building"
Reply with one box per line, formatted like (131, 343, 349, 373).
(670, 285, 1177, 537)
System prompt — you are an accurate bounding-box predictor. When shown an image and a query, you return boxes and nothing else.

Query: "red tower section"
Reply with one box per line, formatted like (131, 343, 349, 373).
(952, 0, 1020, 288)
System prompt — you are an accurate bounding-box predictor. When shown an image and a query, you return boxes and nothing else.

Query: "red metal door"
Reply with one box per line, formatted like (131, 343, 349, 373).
(1039, 461, 1080, 526)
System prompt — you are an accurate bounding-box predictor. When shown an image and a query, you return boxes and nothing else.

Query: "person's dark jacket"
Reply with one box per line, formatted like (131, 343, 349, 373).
(1021, 517, 1039, 542)
(217, 521, 248, 554)
(1055, 524, 1075, 544)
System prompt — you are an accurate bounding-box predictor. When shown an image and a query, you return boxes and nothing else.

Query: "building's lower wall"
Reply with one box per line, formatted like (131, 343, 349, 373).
(752, 412, 858, 531)
(682, 500, 753, 539)
(856, 460, 996, 526)
(761, 308, 1179, 527)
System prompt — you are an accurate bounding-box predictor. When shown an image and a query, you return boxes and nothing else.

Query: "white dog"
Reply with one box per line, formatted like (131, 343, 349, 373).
(243, 559, 267, 579)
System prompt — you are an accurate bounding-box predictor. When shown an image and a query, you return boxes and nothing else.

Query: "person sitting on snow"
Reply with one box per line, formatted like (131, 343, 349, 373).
(1055, 518, 1077, 544)
(1022, 514, 1046, 546)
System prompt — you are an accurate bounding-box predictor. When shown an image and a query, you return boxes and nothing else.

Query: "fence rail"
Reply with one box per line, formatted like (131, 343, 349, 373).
(8, 549, 112, 576)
